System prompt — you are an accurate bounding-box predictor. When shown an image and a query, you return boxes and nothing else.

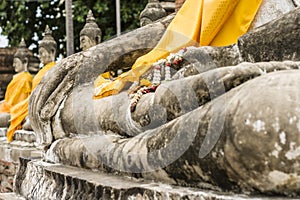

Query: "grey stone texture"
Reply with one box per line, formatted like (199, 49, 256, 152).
(0, 160, 17, 193)
(27, 7, 300, 198)
(140, 0, 167, 27)
(0, 134, 42, 194)
(14, 159, 297, 200)
(0, 114, 9, 128)
(29, 14, 175, 145)
(0, 193, 25, 200)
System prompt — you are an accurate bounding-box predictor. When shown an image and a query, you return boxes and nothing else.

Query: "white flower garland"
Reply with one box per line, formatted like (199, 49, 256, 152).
(128, 47, 187, 112)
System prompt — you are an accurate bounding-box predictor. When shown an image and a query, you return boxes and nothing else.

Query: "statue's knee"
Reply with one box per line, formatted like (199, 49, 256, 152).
(0, 113, 10, 127)
(22, 117, 33, 131)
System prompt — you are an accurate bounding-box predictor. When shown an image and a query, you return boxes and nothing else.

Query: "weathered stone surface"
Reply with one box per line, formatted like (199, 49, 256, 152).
(27, 6, 300, 198)
(21, 118, 33, 131)
(54, 9, 300, 139)
(0, 129, 7, 138)
(160, 1, 175, 13)
(132, 61, 300, 128)
(13, 130, 36, 143)
(45, 69, 300, 196)
(0, 137, 42, 163)
(29, 14, 174, 146)
(0, 193, 25, 200)
(0, 159, 17, 193)
(0, 134, 41, 194)
(250, 0, 297, 29)
(294, 0, 300, 6)
(0, 114, 10, 128)
(15, 159, 296, 200)
(238, 7, 300, 62)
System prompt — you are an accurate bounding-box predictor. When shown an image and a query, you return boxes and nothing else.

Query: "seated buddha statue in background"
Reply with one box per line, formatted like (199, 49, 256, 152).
(79, 10, 102, 51)
(6, 25, 57, 141)
(0, 38, 33, 129)
(26, 0, 300, 197)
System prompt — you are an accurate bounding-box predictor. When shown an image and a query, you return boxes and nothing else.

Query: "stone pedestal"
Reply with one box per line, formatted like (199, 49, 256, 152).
(11, 158, 297, 200)
(0, 131, 42, 194)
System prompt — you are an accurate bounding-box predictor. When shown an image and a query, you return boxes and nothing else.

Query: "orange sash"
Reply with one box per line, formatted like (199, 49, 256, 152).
(94, 0, 262, 99)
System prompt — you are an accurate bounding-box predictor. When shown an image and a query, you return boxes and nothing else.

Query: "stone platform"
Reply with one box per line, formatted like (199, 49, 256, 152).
(0, 193, 24, 200)
(0, 129, 41, 193)
(12, 158, 300, 200)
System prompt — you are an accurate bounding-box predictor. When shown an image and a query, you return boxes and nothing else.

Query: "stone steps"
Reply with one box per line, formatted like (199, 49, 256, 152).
(14, 158, 298, 200)
(13, 130, 36, 143)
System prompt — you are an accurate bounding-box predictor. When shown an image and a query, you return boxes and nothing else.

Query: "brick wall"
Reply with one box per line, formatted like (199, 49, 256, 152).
(0, 159, 18, 193)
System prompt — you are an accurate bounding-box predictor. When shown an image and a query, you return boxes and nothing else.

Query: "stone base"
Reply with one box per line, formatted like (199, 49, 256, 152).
(15, 158, 296, 200)
(0, 134, 42, 194)
(13, 130, 36, 143)
(0, 193, 25, 200)
(0, 159, 17, 193)
(0, 137, 41, 163)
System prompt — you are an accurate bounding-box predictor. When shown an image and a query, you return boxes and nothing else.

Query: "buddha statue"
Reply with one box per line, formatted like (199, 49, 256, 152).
(0, 38, 33, 128)
(24, 0, 300, 198)
(140, 0, 167, 26)
(6, 25, 57, 141)
(79, 10, 102, 51)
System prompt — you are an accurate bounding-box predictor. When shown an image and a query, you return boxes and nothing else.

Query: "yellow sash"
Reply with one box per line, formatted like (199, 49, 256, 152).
(6, 61, 56, 142)
(0, 71, 32, 113)
(95, 0, 262, 99)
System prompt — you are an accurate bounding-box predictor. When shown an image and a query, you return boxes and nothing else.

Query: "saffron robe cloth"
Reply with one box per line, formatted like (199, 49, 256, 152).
(6, 61, 56, 142)
(0, 71, 33, 113)
(94, 0, 263, 99)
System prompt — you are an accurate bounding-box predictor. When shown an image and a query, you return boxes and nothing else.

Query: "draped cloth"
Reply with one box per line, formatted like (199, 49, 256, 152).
(0, 71, 32, 113)
(94, 0, 262, 99)
(6, 61, 56, 142)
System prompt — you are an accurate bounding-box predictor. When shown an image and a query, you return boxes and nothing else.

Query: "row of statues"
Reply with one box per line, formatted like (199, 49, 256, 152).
(24, 0, 299, 197)
(0, 10, 101, 141)
(0, 0, 175, 141)
(1, 0, 300, 198)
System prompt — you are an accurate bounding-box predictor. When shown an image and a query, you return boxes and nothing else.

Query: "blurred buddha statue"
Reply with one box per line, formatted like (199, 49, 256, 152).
(6, 25, 57, 141)
(140, 0, 167, 26)
(0, 38, 33, 128)
(80, 10, 102, 51)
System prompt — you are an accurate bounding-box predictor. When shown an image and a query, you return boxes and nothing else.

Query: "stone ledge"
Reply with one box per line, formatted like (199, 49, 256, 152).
(13, 130, 36, 143)
(0, 137, 42, 163)
(0, 193, 25, 200)
(15, 159, 298, 200)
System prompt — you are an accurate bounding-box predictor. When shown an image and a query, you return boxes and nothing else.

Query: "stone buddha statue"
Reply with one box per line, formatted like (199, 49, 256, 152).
(6, 25, 57, 141)
(140, 0, 167, 26)
(22, 25, 57, 132)
(24, 1, 300, 198)
(0, 38, 33, 128)
(32, 25, 57, 88)
(79, 10, 102, 51)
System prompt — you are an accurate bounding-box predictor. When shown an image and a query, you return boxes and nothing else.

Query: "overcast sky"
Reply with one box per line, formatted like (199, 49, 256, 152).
(0, 27, 9, 47)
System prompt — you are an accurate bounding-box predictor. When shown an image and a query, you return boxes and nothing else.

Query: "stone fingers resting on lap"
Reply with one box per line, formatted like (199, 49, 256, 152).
(26, 2, 300, 199)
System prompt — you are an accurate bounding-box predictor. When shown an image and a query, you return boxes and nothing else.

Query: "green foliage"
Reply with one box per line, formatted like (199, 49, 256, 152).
(0, 0, 147, 57)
